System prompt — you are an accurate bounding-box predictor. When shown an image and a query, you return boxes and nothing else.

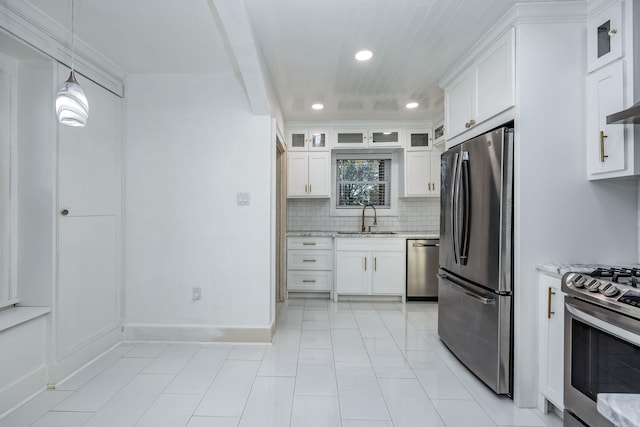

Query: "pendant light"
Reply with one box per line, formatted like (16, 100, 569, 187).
(56, 0, 89, 127)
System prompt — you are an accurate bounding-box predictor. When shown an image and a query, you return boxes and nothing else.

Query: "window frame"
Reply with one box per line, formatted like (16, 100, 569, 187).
(330, 152, 399, 217)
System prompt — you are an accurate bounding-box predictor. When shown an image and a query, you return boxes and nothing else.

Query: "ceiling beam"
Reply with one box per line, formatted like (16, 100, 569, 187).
(208, 0, 271, 116)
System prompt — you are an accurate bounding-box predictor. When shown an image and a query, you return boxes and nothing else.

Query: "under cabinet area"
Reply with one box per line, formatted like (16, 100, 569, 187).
(537, 273, 565, 413)
(334, 238, 405, 301)
(287, 237, 333, 297)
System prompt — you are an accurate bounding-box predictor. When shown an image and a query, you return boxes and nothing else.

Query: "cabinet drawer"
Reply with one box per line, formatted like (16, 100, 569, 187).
(287, 270, 332, 291)
(287, 250, 332, 270)
(287, 237, 333, 250)
(335, 238, 405, 252)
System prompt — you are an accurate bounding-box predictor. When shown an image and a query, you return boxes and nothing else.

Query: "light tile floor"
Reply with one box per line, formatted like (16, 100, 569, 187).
(0, 300, 563, 427)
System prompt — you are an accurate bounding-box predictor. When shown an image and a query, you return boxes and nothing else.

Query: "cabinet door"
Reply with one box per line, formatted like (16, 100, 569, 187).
(538, 274, 564, 411)
(287, 270, 332, 292)
(371, 251, 404, 295)
(308, 129, 329, 151)
(406, 129, 431, 151)
(336, 251, 370, 295)
(429, 151, 441, 197)
(307, 152, 330, 197)
(445, 69, 475, 139)
(332, 129, 368, 149)
(475, 28, 515, 123)
(587, 61, 625, 177)
(287, 152, 309, 197)
(405, 151, 430, 197)
(369, 129, 402, 147)
(288, 130, 308, 151)
(587, 1, 623, 73)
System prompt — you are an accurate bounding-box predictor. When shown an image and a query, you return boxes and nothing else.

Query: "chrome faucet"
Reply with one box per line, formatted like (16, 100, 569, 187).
(361, 204, 377, 232)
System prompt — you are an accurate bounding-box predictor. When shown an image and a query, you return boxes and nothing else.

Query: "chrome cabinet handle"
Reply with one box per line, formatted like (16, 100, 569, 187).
(600, 131, 609, 163)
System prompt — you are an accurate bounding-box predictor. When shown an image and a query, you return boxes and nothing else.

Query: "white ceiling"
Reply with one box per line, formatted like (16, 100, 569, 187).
(243, 0, 525, 122)
(22, 0, 572, 123)
(27, 0, 234, 74)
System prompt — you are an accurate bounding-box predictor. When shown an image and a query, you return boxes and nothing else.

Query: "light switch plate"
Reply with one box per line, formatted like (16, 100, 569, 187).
(236, 192, 250, 206)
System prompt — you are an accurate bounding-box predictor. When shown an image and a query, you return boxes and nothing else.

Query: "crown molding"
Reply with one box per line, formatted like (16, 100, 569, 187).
(438, 1, 588, 89)
(0, 0, 126, 97)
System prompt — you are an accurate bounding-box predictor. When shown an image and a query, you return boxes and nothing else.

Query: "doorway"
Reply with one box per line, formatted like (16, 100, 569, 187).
(275, 133, 287, 303)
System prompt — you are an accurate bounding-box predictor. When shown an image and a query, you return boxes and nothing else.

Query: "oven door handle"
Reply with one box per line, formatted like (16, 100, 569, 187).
(566, 302, 640, 347)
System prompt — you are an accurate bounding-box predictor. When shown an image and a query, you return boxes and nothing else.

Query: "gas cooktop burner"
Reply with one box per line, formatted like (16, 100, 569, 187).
(562, 267, 640, 319)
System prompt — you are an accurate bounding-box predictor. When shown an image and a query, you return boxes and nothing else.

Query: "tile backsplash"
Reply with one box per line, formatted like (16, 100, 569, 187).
(288, 198, 440, 232)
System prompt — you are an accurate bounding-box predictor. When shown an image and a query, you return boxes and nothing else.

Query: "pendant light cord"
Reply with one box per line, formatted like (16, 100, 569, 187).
(70, 0, 75, 73)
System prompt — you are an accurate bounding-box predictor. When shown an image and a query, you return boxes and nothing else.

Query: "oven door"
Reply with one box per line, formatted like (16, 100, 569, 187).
(564, 297, 640, 427)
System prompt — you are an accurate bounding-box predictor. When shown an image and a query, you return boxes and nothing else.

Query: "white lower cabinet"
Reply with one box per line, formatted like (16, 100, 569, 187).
(334, 238, 405, 301)
(537, 273, 565, 412)
(287, 237, 333, 296)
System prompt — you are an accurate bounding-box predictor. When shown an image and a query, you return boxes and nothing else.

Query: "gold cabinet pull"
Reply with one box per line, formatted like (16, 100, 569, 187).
(600, 131, 609, 163)
(609, 28, 618, 35)
(305, 184, 308, 193)
(303, 242, 317, 246)
(374, 257, 377, 272)
(309, 185, 312, 193)
(469, 119, 476, 126)
(364, 257, 367, 271)
(547, 287, 555, 319)
(302, 259, 316, 263)
(465, 122, 471, 128)
(302, 279, 317, 283)
(60, 209, 69, 216)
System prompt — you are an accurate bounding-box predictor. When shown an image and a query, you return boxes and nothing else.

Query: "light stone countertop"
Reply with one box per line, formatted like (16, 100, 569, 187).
(287, 231, 439, 239)
(597, 393, 640, 427)
(536, 263, 640, 278)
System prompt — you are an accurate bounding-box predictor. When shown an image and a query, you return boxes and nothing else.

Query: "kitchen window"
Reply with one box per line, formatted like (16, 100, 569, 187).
(331, 153, 398, 217)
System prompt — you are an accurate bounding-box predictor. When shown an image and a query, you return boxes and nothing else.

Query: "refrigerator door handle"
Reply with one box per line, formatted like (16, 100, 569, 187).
(438, 273, 495, 305)
(460, 151, 470, 265)
(451, 152, 461, 263)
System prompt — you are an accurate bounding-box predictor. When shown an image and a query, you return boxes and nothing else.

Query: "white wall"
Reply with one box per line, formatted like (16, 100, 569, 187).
(514, 21, 638, 407)
(124, 73, 274, 341)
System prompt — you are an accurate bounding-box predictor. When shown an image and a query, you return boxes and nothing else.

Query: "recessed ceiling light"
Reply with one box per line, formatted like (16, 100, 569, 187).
(311, 103, 324, 110)
(406, 102, 419, 109)
(355, 50, 373, 61)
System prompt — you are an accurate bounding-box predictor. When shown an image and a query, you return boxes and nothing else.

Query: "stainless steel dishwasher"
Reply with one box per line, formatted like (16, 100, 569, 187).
(406, 239, 439, 300)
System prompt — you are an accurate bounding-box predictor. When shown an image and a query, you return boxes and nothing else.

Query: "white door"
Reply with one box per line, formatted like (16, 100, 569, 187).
(56, 65, 122, 362)
(307, 152, 330, 197)
(406, 151, 429, 196)
(429, 151, 441, 196)
(287, 152, 309, 196)
(445, 70, 475, 138)
(336, 251, 369, 295)
(371, 251, 404, 295)
(587, 61, 625, 175)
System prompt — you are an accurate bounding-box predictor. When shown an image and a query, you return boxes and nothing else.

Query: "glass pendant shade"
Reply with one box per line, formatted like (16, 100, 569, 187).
(56, 71, 89, 127)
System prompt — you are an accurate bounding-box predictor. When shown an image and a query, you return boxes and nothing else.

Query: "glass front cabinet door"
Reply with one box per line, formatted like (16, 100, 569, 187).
(287, 129, 329, 151)
(587, 1, 623, 72)
(406, 129, 431, 151)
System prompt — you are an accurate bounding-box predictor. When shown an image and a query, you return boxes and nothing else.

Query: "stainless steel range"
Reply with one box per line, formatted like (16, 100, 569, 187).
(562, 268, 640, 427)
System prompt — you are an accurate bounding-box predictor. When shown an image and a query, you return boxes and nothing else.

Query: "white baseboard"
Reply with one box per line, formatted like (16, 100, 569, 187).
(123, 323, 275, 343)
(50, 327, 122, 385)
(0, 365, 46, 417)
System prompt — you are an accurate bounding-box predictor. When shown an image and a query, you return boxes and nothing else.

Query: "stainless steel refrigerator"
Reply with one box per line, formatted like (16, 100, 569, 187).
(438, 126, 514, 395)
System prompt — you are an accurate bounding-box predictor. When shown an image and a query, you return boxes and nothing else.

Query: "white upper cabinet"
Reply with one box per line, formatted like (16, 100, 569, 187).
(406, 128, 432, 151)
(287, 152, 330, 198)
(404, 150, 441, 197)
(586, 61, 626, 177)
(587, 1, 623, 73)
(287, 129, 329, 151)
(444, 28, 515, 140)
(331, 128, 403, 149)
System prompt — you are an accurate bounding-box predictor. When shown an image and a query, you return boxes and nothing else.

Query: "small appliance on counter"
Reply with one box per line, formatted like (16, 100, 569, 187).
(562, 267, 640, 427)
(406, 239, 439, 300)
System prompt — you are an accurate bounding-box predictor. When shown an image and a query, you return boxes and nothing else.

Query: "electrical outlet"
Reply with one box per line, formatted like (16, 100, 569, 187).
(192, 286, 201, 301)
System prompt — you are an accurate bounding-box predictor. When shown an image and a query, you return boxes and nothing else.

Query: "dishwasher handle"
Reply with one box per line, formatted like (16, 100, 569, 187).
(412, 243, 439, 247)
